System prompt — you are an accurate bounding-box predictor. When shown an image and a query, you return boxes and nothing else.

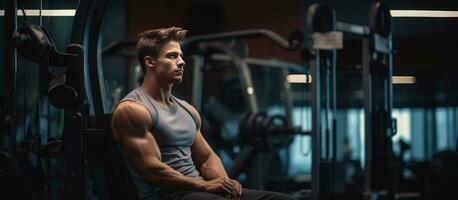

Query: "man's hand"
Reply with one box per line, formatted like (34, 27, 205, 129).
(201, 177, 242, 200)
(228, 178, 242, 200)
(200, 177, 232, 196)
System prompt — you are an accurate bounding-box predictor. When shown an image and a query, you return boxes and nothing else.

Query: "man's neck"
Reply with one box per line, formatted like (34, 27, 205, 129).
(141, 75, 174, 107)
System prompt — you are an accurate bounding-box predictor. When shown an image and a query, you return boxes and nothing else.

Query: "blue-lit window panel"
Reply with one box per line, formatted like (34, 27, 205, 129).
(267, 105, 287, 116)
(287, 107, 312, 176)
(446, 107, 457, 149)
(392, 109, 412, 160)
(291, 107, 311, 131)
(347, 109, 364, 161)
(410, 108, 425, 160)
(452, 107, 458, 150)
(409, 107, 458, 160)
(358, 110, 365, 168)
(436, 107, 449, 152)
(392, 109, 412, 143)
(288, 135, 312, 175)
(346, 109, 365, 167)
(435, 107, 458, 152)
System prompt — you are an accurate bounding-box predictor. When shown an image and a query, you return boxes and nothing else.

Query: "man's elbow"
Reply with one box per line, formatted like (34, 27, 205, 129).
(137, 161, 167, 182)
(200, 152, 222, 169)
(209, 152, 222, 163)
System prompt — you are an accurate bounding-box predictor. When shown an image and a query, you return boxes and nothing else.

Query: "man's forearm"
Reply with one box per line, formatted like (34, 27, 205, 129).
(199, 154, 228, 180)
(141, 161, 207, 192)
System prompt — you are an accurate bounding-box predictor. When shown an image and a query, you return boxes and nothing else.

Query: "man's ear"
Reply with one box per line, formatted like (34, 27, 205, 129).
(144, 56, 155, 68)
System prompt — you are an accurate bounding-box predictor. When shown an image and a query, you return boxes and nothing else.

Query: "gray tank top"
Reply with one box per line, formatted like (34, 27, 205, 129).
(114, 87, 202, 200)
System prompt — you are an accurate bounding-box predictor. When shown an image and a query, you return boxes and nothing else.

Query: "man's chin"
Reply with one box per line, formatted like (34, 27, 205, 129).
(172, 77, 183, 83)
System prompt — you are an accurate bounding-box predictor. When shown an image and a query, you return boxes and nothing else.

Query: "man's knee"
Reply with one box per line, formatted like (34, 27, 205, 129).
(268, 191, 296, 200)
(241, 188, 296, 200)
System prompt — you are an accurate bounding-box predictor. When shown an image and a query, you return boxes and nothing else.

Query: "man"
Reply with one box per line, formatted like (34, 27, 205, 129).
(111, 27, 295, 200)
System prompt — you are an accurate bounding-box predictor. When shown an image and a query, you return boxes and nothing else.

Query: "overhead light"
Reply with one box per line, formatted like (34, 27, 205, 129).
(0, 9, 76, 17)
(393, 76, 416, 84)
(246, 87, 254, 95)
(390, 10, 458, 18)
(287, 74, 413, 84)
(287, 74, 312, 84)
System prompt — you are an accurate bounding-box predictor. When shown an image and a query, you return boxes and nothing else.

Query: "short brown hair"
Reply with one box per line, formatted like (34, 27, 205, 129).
(136, 27, 188, 74)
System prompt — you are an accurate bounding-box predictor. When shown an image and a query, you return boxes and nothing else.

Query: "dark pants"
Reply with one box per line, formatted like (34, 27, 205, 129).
(159, 188, 296, 200)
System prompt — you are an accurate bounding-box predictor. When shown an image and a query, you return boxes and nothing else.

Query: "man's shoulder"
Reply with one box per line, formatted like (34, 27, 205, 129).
(112, 100, 153, 132)
(113, 101, 150, 119)
(172, 96, 201, 127)
(119, 87, 146, 104)
(173, 96, 199, 113)
(172, 95, 193, 107)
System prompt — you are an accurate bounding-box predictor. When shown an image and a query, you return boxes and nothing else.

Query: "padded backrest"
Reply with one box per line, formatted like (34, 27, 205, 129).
(100, 114, 138, 200)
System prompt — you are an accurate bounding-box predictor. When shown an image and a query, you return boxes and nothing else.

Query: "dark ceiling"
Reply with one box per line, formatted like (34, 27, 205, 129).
(305, 0, 458, 107)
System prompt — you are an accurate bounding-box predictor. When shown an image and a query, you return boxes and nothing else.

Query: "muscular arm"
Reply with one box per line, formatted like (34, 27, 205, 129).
(188, 106, 229, 180)
(112, 101, 206, 191)
(189, 105, 243, 200)
(192, 130, 229, 180)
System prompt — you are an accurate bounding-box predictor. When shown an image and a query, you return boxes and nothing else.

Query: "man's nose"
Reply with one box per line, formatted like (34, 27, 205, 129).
(177, 57, 185, 68)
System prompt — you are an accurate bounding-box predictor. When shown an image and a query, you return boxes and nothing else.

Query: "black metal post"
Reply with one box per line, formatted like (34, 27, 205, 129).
(363, 2, 395, 199)
(307, 4, 336, 200)
(62, 45, 85, 200)
(3, 0, 18, 150)
(310, 49, 321, 200)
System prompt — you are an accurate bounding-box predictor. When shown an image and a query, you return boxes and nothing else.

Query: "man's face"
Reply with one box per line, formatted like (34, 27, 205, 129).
(149, 40, 185, 83)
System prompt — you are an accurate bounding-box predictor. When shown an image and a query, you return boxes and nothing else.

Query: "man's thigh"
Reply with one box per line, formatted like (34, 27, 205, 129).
(160, 190, 227, 200)
(241, 188, 296, 200)
(159, 188, 295, 200)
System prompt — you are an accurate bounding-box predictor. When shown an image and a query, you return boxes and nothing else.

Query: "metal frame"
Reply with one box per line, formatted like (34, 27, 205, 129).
(190, 45, 305, 190)
(306, 4, 338, 200)
(210, 54, 304, 72)
(183, 28, 303, 115)
(102, 29, 303, 58)
(72, 0, 112, 117)
(191, 52, 303, 116)
(363, 2, 395, 200)
(3, 0, 18, 150)
(182, 29, 301, 51)
(61, 45, 85, 200)
(66, 0, 114, 199)
(306, 2, 395, 200)
(183, 29, 304, 189)
(193, 42, 259, 114)
(206, 53, 302, 125)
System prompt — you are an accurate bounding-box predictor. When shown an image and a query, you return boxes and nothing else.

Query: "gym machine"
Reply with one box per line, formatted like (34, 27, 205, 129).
(187, 35, 306, 189)
(1, 0, 86, 199)
(305, 4, 340, 200)
(305, 2, 397, 200)
(2, 0, 116, 199)
(70, 0, 140, 199)
(363, 2, 396, 200)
